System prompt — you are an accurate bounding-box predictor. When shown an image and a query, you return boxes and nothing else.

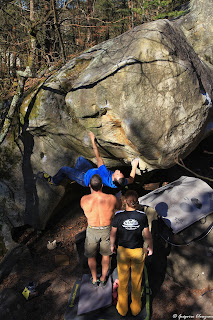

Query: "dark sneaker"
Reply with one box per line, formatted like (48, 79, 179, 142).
(43, 172, 53, 185)
(90, 277, 99, 287)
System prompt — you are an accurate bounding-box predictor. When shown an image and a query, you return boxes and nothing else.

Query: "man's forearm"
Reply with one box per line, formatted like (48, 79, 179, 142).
(91, 138, 100, 159)
(144, 227, 153, 255)
(89, 131, 104, 167)
(127, 159, 139, 184)
(110, 227, 117, 253)
(145, 236, 153, 256)
(110, 233, 116, 247)
(130, 166, 137, 180)
(145, 237, 153, 252)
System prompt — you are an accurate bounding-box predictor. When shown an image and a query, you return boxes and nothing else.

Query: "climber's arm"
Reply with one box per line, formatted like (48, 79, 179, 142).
(126, 158, 139, 184)
(89, 131, 104, 168)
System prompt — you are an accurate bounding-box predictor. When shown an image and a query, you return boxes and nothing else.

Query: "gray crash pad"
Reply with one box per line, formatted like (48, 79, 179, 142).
(65, 266, 151, 320)
(77, 274, 112, 315)
(139, 176, 213, 233)
(64, 275, 114, 320)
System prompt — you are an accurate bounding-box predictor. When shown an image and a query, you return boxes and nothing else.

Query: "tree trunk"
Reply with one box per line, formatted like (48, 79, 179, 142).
(0, 76, 26, 143)
(51, 0, 66, 63)
(30, 0, 34, 21)
(128, 0, 133, 29)
(0, 0, 37, 144)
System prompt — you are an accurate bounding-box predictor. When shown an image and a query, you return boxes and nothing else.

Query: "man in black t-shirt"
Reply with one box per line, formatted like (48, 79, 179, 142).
(110, 190, 153, 317)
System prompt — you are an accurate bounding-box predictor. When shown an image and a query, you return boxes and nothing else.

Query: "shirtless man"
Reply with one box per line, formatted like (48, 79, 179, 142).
(80, 174, 120, 287)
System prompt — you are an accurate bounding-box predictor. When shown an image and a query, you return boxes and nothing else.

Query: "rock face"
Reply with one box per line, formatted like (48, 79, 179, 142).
(0, 2, 213, 238)
(19, 19, 213, 173)
(65, 20, 211, 171)
(176, 0, 213, 66)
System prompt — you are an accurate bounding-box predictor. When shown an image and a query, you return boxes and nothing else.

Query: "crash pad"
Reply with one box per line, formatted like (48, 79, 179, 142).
(64, 265, 151, 320)
(64, 275, 114, 320)
(77, 274, 112, 315)
(139, 176, 213, 233)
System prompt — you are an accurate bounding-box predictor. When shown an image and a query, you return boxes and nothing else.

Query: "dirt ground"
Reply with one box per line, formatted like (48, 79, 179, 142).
(0, 135, 213, 320)
(1, 199, 213, 320)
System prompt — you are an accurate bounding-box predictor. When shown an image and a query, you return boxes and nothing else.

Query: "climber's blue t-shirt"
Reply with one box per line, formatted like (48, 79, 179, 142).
(84, 164, 127, 188)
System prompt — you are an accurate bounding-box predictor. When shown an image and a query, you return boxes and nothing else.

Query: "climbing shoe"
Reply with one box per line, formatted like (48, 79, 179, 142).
(99, 279, 107, 288)
(43, 172, 53, 185)
(90, 277, 99, 287)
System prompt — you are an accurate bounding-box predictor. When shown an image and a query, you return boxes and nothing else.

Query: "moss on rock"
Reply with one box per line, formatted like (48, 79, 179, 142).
(19, 81, 45, 123)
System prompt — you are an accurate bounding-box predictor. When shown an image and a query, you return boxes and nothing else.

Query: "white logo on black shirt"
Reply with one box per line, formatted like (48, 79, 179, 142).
(122, 219, 140, 230)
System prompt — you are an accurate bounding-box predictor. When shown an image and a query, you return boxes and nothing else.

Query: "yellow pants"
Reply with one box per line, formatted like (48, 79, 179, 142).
(116, 246, 145, 316)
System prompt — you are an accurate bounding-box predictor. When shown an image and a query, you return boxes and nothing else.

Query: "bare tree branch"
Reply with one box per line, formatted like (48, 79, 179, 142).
(13, 2, 30, 12)
(64, 0, 74, 9)
(174, 154, 213, 182)
(203, 150, 213, 155)
(0, 75, 26, 144)
(0, 0, 43, 144)
(51, 0, 66, 63)
(60, 16, 130, 27)
(1, 7, 27, 28)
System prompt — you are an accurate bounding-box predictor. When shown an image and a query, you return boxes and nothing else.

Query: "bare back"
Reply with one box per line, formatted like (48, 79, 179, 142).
(80, 191, 118, 227)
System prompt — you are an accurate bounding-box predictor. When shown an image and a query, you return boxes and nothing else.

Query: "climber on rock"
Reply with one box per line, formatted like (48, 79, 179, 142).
(43, 131, 139, 189)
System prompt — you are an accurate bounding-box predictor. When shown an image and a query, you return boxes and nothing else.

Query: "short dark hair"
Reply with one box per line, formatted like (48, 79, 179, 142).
(113, 177, 126, 187)
(90, 174, 102, 191)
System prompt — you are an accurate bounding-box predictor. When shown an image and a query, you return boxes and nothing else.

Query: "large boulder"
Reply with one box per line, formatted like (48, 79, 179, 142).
(65, 20, 212, 171)
(0, 1, 213, 237)
(19, 19, 213, 172)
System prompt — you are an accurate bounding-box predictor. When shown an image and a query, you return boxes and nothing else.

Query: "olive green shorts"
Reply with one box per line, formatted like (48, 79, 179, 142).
(84, 226, 112, 258)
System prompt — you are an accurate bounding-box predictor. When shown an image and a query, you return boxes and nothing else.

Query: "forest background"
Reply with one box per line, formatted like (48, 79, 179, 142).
(0, 0, 188, 102)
